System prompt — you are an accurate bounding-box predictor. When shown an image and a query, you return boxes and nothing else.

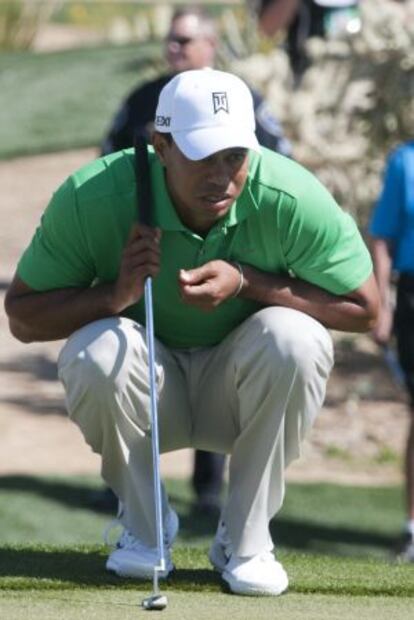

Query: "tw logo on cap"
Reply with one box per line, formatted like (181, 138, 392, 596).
(212, 92, 229, 114)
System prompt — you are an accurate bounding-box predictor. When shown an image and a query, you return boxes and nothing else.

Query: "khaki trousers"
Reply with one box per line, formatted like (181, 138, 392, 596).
(57, 307, 333, 556)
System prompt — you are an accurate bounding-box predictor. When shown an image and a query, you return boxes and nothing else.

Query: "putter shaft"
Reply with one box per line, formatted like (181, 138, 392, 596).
(144, 277, 166, 594)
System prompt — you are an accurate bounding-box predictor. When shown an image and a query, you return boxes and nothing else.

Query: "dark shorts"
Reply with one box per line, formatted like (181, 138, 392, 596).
(395, 274, 414, 407)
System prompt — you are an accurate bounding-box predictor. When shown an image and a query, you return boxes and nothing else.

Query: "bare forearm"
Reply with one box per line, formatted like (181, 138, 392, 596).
(5, 283, 119, 343)
(368, 238, 394, 343)
(371, 238, 393, 308)
(239, 265, 378, 333)
(5, 224, 161, 344)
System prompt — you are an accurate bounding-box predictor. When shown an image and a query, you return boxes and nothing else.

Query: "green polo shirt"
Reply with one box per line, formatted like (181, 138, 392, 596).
(18, 147, 372, 348)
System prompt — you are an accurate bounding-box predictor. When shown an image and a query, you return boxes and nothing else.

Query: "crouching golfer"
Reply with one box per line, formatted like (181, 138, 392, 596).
(5, 69, 378, 596)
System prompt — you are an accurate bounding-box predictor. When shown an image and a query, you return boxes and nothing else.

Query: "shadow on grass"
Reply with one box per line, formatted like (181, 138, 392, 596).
(0, 476, 398, 557)
(269, 519, 394, 554)
(176, 508, 395, 555)
(0, 546, 221, 591)
(0, 475, 113, 513)
(172, 491, 395, 555)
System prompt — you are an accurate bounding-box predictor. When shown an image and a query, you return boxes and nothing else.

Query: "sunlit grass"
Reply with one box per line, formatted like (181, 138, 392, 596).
(0, 42, 162, 159)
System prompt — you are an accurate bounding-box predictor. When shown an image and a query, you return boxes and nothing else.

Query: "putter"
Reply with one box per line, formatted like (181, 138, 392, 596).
(134, 136, 168, 612)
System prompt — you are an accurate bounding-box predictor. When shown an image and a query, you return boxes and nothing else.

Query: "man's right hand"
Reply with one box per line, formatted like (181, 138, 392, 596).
(372, 304, 393, 345)
(112, 223, 161, 313)
(5, 223, 162, 343)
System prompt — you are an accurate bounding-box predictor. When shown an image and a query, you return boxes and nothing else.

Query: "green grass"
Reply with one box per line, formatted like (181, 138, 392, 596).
(1, 544, 413, 596)
(0, 475, 405, 557)
(0, 42, 163, 159)
(0, 476, 404, 559)
(1, 590, 412, 620)
(0, 475, 413, 618)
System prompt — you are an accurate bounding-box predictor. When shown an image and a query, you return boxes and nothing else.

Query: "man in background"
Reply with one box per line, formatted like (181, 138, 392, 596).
(369, 142, 414, 562)
(102, 5, 292, 157)
(100, 4, 292, 514)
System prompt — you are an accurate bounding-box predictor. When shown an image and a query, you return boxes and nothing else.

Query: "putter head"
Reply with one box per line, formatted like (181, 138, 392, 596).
(142, 594, 168, 611)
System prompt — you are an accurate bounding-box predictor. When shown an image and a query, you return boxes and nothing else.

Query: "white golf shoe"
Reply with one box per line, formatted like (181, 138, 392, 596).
(105, 508, 179, 579)
(209, 520, 288, 596)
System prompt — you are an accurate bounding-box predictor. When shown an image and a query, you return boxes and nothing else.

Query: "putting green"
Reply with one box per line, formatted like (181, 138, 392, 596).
(1, 589, 413, 620)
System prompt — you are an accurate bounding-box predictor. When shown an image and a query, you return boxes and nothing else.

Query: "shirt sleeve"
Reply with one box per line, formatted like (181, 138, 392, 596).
(17, 177, 95, 291)
(369, 148, 404, 240)
(280, 172, 372, 295)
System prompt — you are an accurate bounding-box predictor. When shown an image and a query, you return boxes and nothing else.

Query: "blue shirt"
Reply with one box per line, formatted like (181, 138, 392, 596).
(369, 142, 414, 273)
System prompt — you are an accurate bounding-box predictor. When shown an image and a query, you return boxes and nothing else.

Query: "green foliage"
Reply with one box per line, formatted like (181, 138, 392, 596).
(0, 1, 249, 52)
(324, 445, 353, 462)
(0, 0, 53, 51)
(54, 1, 168, 43)
(55, 1, 140, 29)
(374, 446, 400, 466)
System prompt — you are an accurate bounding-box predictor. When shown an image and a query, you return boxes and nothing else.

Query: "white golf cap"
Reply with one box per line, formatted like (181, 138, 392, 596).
(154, 69, 261, 160)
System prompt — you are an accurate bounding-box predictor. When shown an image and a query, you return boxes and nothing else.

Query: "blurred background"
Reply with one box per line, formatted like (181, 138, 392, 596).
(2, 0, 414, 223)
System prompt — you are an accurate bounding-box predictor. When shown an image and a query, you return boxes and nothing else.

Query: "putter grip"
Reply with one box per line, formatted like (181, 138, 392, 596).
(134, 135, 152, 227)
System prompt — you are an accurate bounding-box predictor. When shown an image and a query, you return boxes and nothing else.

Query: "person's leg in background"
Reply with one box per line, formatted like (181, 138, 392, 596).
(403, 410, 414, 559)
(192, 449, 226, 513)
(395, 274, 414, 562)
(395, 275, 414, 561)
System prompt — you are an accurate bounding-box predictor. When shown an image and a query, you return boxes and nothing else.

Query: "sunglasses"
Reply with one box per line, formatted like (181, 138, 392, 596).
(166, 35, 195, 46)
